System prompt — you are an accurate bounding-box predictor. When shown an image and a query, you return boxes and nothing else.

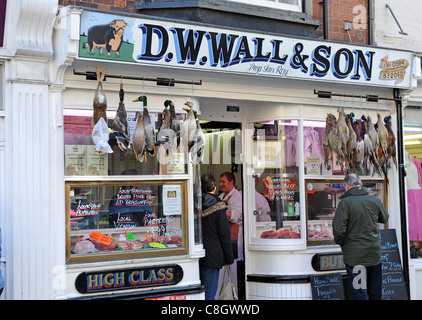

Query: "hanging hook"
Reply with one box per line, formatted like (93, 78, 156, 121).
(191, 83, 196, 111)
(168, 79, 172, 101)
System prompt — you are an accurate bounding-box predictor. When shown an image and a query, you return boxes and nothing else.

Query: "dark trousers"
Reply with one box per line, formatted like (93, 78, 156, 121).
(345, 263, 382, 300)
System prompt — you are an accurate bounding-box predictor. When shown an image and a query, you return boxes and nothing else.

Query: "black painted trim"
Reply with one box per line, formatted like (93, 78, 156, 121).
(69, 284, 205, 300)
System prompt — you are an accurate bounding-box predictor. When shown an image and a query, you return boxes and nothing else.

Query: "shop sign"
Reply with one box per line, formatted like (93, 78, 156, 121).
(311, 252, 345, 271)
(79, 10, 413, 89)
(74, 264, 184, 294)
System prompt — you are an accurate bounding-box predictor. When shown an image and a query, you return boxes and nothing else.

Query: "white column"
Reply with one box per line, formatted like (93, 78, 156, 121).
(3, 0, 59, 300)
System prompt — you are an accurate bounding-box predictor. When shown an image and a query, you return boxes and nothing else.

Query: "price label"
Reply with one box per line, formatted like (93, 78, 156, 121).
(126, 232, 135, 241)
(90, 231, 112, 246)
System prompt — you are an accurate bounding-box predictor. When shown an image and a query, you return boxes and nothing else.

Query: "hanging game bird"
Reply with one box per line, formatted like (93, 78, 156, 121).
(190, 109, 205, 164)
(132, 111, 146, 162)
(111, 83, 130, 151)
(384, 115, 398, 169)
(157, 100, 177, 157)
(92, 67, 107, 128)
(133, 95, 156, 161)
(169, 100, 181, 149)
(181, 101, 197, 153)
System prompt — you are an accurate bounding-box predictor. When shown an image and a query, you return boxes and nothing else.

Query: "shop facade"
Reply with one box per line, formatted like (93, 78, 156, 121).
(0, 1, 419, 300)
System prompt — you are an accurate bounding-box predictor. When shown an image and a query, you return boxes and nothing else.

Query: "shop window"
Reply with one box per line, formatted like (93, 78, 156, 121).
(305, 180, 386, 246)
(250, 120, 301, 242)
(303, 121, 326, 175)
(64, 108, 203, 263)
(0, 65, 3, 111)
(66, 180, 188, 264)
(63, 109, 187, 176)
(404, 122, 422, 259)
(227, 0, 302, 12)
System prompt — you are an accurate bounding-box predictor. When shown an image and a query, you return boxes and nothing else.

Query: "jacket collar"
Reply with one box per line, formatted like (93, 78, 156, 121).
(202, 201, 227, 217)
(339, 186, 369, 199)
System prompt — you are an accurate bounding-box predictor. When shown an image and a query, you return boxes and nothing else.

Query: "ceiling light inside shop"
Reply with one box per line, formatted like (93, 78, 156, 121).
(404, 126, 422, 132)
(404, 134, 422, 140)
(404, 140, 421, 145)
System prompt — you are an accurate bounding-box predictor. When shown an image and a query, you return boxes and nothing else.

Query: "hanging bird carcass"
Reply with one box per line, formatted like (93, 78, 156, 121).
(111, 83, 130, 150)
(91, 67, 113, 153)
(132, 111, 146, 162)
(92, 67, 108, 127)
(181, 101, 197, 153)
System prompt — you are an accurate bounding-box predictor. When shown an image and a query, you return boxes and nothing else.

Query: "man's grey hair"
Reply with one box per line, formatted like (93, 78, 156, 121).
(344, 173, 362, 186)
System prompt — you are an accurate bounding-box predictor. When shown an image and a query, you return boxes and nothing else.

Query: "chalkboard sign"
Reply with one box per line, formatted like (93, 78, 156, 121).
(310, 273, 345, 300)
(380, 229, 408, 300)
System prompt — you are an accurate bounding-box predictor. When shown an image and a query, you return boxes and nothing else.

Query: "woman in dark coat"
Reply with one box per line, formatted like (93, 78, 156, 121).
(199, 174, 234, 300)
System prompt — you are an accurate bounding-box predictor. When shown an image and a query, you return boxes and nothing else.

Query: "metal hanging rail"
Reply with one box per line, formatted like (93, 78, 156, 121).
(313, 89, 401, 102)
(73, 69, 202, 87)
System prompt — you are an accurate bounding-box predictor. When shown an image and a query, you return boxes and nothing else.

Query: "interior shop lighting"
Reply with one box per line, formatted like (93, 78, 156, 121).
(404, 134, 422, 140)
(404, 126, 422, 132)
(404, 140, 421, 145)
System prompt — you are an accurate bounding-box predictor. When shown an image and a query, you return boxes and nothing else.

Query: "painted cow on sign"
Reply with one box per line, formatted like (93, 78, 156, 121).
(84, 19, 128, 57)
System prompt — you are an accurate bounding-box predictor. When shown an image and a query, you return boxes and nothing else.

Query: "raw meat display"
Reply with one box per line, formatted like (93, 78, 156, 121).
(260, 228, 300, 239)
(73, 240, 96, 254)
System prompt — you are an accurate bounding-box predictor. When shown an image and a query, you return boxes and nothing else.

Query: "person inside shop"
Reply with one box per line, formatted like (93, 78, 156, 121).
(218, 171, 243, 299)
(108, 169, 155, 228)
(219, 172, 243, 260)
(255, 177, 271, 222)
(333, 173, 389, 300)
(199, 174, 234, 300)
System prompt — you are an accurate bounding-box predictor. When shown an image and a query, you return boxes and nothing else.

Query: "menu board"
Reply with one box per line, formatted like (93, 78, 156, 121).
(380, 229, 408, 300)
(310, 273, 345, 300)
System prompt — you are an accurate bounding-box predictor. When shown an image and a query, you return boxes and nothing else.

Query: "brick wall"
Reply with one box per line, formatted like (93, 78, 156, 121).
(59, 0, 138, 12)
(59, 0, 370, 44)
(313, 0, 369, 44)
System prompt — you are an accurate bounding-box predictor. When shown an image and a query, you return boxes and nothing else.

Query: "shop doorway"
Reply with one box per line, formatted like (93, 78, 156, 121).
(199, 120, 245, 300)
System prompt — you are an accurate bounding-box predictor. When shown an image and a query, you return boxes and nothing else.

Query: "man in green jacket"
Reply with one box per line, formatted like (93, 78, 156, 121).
(333, 173, 389, 300)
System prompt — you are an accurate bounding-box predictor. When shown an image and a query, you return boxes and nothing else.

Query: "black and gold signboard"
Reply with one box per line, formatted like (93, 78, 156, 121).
(75, 264, 183, 294)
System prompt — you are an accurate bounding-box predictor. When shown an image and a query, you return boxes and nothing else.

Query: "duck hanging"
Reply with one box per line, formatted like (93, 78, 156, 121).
(133, 95, 156, 161)
(157, 100, 177, 157)
(132, 110, 146, 162)
(111, 83, 130, 150)
(190, 109, 205, 164)
(181, 101, 197, 153)
(168, 100, 181, 149)
(92, 67, 108, 128)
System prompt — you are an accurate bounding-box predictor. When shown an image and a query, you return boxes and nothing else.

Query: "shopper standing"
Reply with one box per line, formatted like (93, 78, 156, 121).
(333, 173, 389, 300)
(199, 174, 234, 300)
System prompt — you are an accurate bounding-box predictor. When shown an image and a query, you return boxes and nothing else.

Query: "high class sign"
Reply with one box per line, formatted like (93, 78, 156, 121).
(79, 10, 413, 89)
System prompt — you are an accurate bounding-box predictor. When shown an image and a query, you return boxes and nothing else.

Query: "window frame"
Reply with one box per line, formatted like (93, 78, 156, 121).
(65, 177, 190, 264)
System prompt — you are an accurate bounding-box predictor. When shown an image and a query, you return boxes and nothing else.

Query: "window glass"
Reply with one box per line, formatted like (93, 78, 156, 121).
(64, 109, 187, 176)
(404, 122, 422, 259)
(66, 180, 187, 263)
(0, 65, 2, 111)
(227, 0, 302, 12)
(252, 120, 301, 240)
(303, 121, 326, 175)
(306, 180, 385, 246)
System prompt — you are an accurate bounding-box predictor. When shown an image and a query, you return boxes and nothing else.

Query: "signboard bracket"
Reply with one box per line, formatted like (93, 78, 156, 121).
(313, 89, 401, 102)
(314, 89, 401, 102)
(73, 69, 202, 87)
